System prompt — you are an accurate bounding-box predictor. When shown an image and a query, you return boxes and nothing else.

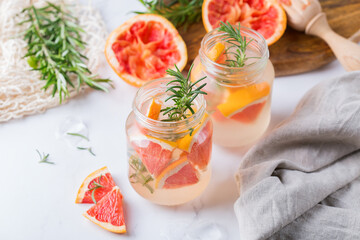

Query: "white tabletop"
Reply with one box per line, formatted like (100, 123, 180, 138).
(0, 1, 347, 239)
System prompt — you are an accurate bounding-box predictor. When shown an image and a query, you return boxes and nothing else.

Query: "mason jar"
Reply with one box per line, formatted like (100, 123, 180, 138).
(191, 26, 274, 147)
(125, 78, 213, 205)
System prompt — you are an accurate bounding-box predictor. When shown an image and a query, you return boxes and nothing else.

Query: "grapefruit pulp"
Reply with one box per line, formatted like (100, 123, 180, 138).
(202, 0, 287, 45)
(75, 166, 116, 204)
(83, 186, 126, 233)
(105, 14, 187, 87)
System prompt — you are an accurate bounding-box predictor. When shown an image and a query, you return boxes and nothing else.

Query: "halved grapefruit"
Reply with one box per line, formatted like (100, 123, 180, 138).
(105, 14, 187, 87)
(155, 154, 199, 189)
(202, 0, 287, 45)
(83, 186, 126, 233)
(75, 167, 116, 204)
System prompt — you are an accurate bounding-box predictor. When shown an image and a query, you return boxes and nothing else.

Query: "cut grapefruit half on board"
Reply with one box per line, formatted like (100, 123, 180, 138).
(155, 154, 199, 189)
(105, 14, 187, 87)
(75, 166, 116, 204)
(202, 0, 287, 45)
(83, 186, 126, 234)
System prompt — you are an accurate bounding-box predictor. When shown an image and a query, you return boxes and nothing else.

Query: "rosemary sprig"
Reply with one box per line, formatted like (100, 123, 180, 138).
(20, 2, 113, 103)
(135, 0, 203, 29)
(77, 147, 96, 156)
(160, 63, 207, 121)
(218, 21, 258, 67)
(88, 175, 104, 204)
(129, 155, 154, 194)
(36, 149, 54, 164)
(67, 132, 89, 141)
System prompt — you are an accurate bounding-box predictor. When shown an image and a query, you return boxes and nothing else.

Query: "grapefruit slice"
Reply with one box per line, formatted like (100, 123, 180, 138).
(176, 113, 210, 152)
(130, 134, 176, 177)
(155, 154, 199, 189)
(202, 0, 287, 45)
(230, 100, 266, 123)
(75, 167, 116, 204)
(217, 82, 270, 118)
(188, 120, 213, 170)
(105, 14, 187, 87)
(83, 186, 126, 234)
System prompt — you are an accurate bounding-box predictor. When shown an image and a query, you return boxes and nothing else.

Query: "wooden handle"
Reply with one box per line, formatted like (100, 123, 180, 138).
(306, 13, 360, 71)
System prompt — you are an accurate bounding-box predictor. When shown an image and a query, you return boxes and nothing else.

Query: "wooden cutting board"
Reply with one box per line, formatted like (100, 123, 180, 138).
(179, 0, 360, 77)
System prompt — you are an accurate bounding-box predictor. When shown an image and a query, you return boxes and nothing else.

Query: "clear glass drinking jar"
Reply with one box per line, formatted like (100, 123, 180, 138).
(125, 78, 213, 205)
(191, 26, 274, 147)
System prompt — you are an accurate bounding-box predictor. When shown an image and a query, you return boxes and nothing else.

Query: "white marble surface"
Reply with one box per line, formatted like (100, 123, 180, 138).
(0, 1, 347, 239)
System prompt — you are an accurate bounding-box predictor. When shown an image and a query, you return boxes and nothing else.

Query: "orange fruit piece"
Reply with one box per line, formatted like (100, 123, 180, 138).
(147, 99, 162, 120)
(155, 154, 199, 189)
(217, 82, 270, 118)
(207, 42, 225, 62)
(83, 186, 126, 234)
(105, 14, 187, 87)
(75, 167, 116, 204)
(191, 42, 225, 82)
(202, 0, 287, 45)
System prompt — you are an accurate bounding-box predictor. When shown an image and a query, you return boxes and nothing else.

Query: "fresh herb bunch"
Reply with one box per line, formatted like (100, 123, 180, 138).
(135, 0, 203, 28)
(161, 64, 207, 121)
(20, 2, 112, 103)
(218, 21, 257, 67)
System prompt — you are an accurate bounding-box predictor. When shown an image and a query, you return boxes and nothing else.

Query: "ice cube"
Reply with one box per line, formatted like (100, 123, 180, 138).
(56, 117, 89, 148)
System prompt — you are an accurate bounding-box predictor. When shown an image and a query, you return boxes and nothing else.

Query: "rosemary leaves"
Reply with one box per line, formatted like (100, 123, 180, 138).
(20, 2, 112, 103)
(135, 0, 203, 28)
(218, 21, 257, 67)
(160, 64, 207, 121)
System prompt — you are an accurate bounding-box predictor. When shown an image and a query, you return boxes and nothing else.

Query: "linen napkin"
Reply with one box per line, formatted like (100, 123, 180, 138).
(234, 71, 360, 240)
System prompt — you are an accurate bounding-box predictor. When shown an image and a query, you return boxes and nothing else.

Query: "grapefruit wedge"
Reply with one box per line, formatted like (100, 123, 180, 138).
(155, 154, 199, 189)
(75, 167, 116, 204)
(83, 186, 126, 234)
(130, 133, 177, 177)
(202, 0, 287, 45)
(105, 14, 187, 87)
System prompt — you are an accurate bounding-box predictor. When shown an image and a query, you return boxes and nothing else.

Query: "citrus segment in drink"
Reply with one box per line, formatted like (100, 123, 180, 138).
(176, 113, 209, 152)
(202, 0, 287, 45)
(155, 154, 199, 189)
(83, 186, 126, 234)
(147, 99, 162, 120)
(105, 14, 187, 87)
(131, 136, 175, 177)
(188, 120, 213, 170)
(75, 166, 116, 204)
(217, 82, 270, 118)
(230, 100, 266, 123)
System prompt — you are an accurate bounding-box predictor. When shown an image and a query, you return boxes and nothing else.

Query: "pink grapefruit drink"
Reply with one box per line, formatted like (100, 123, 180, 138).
(191, 26, 274, 147)
(126, 78, 213, 205)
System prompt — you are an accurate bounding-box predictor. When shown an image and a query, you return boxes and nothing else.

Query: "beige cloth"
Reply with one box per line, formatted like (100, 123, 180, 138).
(0, 0, 107, 123)
(235, 71, 360, 240)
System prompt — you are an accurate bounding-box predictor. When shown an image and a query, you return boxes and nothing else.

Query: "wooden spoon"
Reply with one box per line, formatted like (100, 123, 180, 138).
(281, 0, 360, 71)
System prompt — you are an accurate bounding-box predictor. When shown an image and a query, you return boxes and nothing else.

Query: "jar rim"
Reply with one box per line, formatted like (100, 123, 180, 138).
(199, 25, 269, 85)
(132, 77, 207, 134)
